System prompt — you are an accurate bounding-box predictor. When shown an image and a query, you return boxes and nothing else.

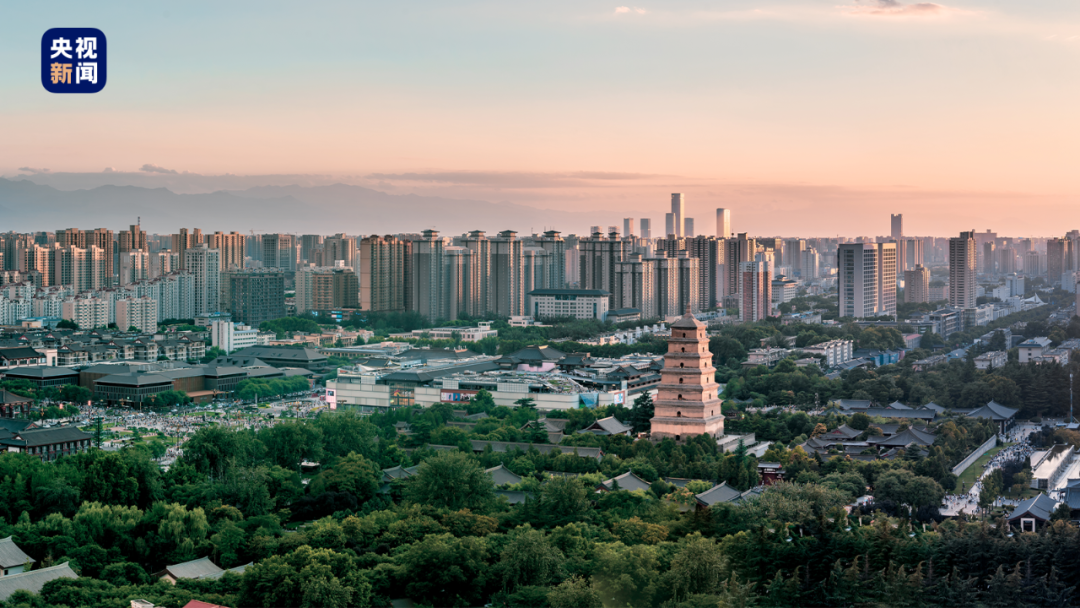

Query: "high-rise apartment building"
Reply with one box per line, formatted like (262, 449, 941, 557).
(903, 238, 924, 271)
(185, 245, 221, 316)
(491, 230, 524, 317)
(640, 218, 652, 239)
(981, 241, 997, 275)
(890, 214, 903, 240)
(300, 235, 324, 264)
(410, 229, 447, 321)
(461, 231, 492, 315)
(323, 234, 357, 269)
(671, 194, 685, 238)
(56, 228, 114, 283)
(716, 209, 730, 239)
(949, 231, 977, 309)
(904, 265, 930, 303)
(119, 224, 147, 253)
(724, 233, 756, 298)
(443, 246, 474, 321)
(118, 250, 150, 286)
(838, 242, 896, 318)
(1047, 238, 1068, 286)
(579, 230, 632, 307)
(685, 236, 721, 310)
(295, 268, 359, 313)
(522, 247, 553, 312)
(171, 228, 202, 270)
(222, 270, 285, 327)
(533, 230, 566, 288)
(207, 231, 246, 270)
(359, 235, 411, 313)
(738, 261, 771, 322)
(116, 297, 157, 333)
(261, 234, 297, 271)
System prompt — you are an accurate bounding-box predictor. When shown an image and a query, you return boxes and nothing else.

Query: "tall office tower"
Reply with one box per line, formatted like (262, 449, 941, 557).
(1047, 238, 1068, 286)
(640, 218, 652, 239)
(890, 214, 903, 240)
(724, 233, 756, 298)
(649, 312, 725, 443)
(684, 218, 695, 238)
(579, 230, 632, 305)
(522, 247, 553, 312)
(738, 260, 771, 323)
(260, 234, 297, 271)
(904, 265, 930, 303)
(358, 235, 411, 313)
(665, 213, 676, 237)
(716, 209, 731, 239)
(948, 231, 977, 309)
(118, 250, 150, 285)
(838, 242, 897, 318)
(410, 229, 447, 321)
(295, 268, 359, 313)
(800, 248, 820, 279)
(461, 231, 492, 314)
(534, 230, 566, 288)
(622, 218, 636, 237)
(171, 228, 203, 270)
(684, 236, 720, 310)
(184, 245, 221, 316)
(118, 224, 147, 253)
(300, 235, 323, 264)
(981, 241, 997, 274)
(491, 230, 524, 317)
(443, 247, 474, 321)
(671, 194, 685, 238)
(324, 234, 357, 269)
(207, 231, 246, 271)
(222, 270, 286, 327)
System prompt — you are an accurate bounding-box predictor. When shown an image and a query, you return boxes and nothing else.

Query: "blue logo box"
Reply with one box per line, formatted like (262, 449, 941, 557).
(41, 28, 107, 93)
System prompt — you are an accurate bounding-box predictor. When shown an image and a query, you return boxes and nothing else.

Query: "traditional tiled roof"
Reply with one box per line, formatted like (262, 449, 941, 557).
(467, 440, 602, 460)
(670, 311, 705, 330)
(158, 557, 224, 580)
(695, 482, 742, 506)
(967, 401, 1019, 421)
(1007, 494, 1059, 523)
(578, 416, 632, 436)
(0, 537, 33, 569)
(868, 427, 936, 448)
(599, 471, 652, 492)
(0, 563, 77, 600)
(486, 464, 524, 486)
(0, 390, 31, 405)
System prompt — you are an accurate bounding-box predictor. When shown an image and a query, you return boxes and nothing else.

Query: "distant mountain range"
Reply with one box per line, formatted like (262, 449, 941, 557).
(0, 178, 608, 235)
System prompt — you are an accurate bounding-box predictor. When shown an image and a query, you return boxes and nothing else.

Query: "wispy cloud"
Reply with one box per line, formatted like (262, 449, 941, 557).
(367, 170, 670, 189)
(140, 163, 179, 174)
(841, 0, 960, 18)
(18, 167, 49, 174)
(614, 6, 648, 15)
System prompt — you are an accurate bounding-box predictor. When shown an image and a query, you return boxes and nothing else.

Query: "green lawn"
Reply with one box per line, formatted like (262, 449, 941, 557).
(956, 444, 1007, 491)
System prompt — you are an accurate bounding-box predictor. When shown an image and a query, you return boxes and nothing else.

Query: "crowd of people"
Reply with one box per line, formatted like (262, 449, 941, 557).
(942, 425, 1037, 515)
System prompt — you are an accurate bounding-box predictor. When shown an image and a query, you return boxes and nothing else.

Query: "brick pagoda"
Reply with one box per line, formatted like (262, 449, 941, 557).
(649, 310, 724, 442)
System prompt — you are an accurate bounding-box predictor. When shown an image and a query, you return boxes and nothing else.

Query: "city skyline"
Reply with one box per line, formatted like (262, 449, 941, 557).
(4, 1, 1080, 236)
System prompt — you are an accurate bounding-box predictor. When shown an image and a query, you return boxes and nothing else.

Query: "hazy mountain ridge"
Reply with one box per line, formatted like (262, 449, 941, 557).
(0, 178, 605, 235)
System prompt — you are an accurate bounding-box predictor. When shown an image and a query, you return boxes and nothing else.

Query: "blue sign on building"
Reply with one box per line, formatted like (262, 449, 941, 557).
(41, 28, 107, 93)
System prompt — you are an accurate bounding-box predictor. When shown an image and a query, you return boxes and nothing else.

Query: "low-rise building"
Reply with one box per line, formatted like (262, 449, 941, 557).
(526, 288, 611, 321)
(210, 321, 259, 353)
(1018, 337, 1053, 363)
(800, 339, 854, 367)
(396, 322, 497, 343)
(0, 425, 93, 462)
(974, 351, 1007, 370)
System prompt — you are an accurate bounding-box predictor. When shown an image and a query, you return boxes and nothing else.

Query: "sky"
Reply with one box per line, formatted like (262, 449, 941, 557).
(2, 0, 1079, 237)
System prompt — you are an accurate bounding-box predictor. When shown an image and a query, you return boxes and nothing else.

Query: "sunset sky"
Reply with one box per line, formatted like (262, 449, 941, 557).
(2, 0, 1079, 236)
